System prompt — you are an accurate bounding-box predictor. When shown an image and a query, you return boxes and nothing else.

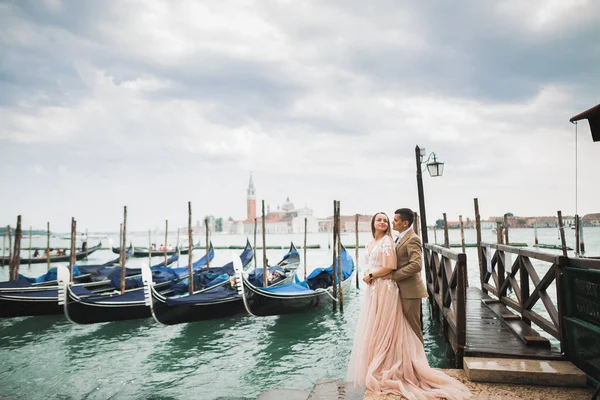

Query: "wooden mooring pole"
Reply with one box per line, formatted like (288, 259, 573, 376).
(413, 212, 419, 236)
(579, 217, 586, 255)
(85, 228, 88, 258)
(496, 222, 503, 244)
(459, 215, 466, 253)
(575, 215, 580, 257)
(148, 229, 152, 267)
(188, 202, 194, 294)
(1, 231, 5, 267)
(7, 226, 12, 275)
(205, 217, 210, 268)
(433, 225, 437, 244)
(534, 220, 539, 245)
(355, 214, 359, 289)
(557, 211, 567, 257)
(28, 226, 32, 268)
(336, 201, 344, 312)
(69, 217, 76, 281)
(443, 213, 449, 248)
(46, 222, 50, 271)
(120, 207, 127, 295)
(164, 220, 168, 267)
(474, 198, 483, 291)
(253, 218, 257, 270)
(503, 214, 510, 245)
(10, 219, 22, 281)
(332, 200, 338, 312)
(262, 200, 267, 287)
(303, 217, 307, 280)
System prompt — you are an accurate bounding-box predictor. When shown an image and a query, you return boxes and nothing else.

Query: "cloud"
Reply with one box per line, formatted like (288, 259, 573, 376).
(1, 0, 599, 232)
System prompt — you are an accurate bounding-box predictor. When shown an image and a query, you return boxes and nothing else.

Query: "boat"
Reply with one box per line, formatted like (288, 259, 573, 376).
(111, 244, 202, 257)
(238, 246, 354, 317)
(145, 242, 299, 325)
(0, 242, 102, 265)
(0, 247, 133, 294)
(59, 242, 220, 324)
(0, 249, 180, 319)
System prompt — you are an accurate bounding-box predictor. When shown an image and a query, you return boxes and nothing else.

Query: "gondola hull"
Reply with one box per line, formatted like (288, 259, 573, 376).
(241, 276, 352, 316)
(0, 243, 102, 265)
(150, 291, 245, 325)
(64, 288, 150, 324)
(0, 290, 61, 318)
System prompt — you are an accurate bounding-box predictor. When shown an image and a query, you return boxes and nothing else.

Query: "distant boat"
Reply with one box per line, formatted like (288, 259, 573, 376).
(111, 243, 202, 257)
(0, 242, 102, 265)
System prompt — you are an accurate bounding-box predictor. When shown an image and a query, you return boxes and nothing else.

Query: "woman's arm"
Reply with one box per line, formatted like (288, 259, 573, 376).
(363, 236, 397, 283)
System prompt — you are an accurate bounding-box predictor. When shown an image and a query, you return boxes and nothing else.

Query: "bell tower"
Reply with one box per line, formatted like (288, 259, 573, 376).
(247, 173, 256, 221)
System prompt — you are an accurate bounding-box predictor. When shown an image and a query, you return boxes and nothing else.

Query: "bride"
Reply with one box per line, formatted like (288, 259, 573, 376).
(346, 212, 471, 400)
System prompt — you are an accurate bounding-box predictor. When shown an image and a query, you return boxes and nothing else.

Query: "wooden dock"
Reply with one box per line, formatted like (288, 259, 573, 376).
(464, 288, 562, 360)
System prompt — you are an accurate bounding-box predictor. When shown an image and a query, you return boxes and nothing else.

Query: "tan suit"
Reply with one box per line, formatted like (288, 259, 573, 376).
(391, 229, 428, 343)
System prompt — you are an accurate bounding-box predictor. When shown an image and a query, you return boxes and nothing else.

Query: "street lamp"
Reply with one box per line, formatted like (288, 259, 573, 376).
(415, 145, 445, 244)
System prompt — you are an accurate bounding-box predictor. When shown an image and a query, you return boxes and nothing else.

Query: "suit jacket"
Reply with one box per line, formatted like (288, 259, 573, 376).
(391, 229, 428, 299)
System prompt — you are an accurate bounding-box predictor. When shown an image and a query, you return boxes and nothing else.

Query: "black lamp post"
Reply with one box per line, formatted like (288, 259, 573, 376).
(415, 145, 445, 244)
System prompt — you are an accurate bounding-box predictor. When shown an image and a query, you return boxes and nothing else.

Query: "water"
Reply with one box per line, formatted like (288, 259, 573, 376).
(0, 228, 598, 399)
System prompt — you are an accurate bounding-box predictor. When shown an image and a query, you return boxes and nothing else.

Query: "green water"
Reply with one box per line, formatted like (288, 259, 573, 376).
(1, 228, 597, 399)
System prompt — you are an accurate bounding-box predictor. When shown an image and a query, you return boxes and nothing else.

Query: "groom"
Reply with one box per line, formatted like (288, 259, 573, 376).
(389, 208, 428, 344)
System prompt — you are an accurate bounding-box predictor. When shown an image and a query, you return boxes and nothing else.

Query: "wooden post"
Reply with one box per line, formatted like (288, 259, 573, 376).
(331, 200, 338, 312)
(119, 223, 123, 254)
(579, 217, 586, 255)
(69, 217, 76, 281)
(148, 229, 152, 268)
(459, 215, 466, 253)
(253, 218, 257, 270)
(46, 222, 50, 271)
(503, 214, 510, 245)
(262, 200, 267, 287)
(474, 199, 483, 290)
(557, 211, 567, 257)
(433, 225, 437, 244)
(443, 213, 449, 248)
(164, 219, 168, 267)
(120, 207, 127, 295)
(496, 222, 503, 244)
(11, 218, 22, 281)
(575, 215, 580, 257)
(188, 202, 194, 293)
(1, 231, 5, 267)
(7, 226, 12, 276)
(336, 201, 344, 312)
(534, 220, 539, 245)
(85, 228, 88, 258)
(28, 226, 32, 268)
(303, 217, 307, 280)
(355, 214, 359, 289)
(413, 212, 419, 235)
(456, 253, 467, 367)
(205, 217, 210, 268)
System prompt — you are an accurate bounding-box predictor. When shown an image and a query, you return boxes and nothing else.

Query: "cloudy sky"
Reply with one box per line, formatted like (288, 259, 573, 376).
(1, 0, 599, 233)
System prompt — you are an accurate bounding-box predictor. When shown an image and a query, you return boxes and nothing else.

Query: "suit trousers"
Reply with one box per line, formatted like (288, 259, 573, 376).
(401, 298, 423, 344)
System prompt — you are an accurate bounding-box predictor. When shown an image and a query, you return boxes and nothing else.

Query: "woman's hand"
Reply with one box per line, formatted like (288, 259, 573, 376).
(363, 269, 373, 284)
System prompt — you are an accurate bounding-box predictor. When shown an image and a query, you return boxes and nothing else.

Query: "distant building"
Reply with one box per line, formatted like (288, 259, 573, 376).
(318, 215, 372, 233)
(583, 213, 600, 227)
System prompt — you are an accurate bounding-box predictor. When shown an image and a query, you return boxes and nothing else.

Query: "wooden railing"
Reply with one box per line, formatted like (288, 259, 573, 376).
(479, 243, 566, 349)
(424, 243, 467, 367)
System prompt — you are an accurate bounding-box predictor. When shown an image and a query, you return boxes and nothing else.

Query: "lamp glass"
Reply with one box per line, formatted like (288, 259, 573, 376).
(427, 161, 444, 177)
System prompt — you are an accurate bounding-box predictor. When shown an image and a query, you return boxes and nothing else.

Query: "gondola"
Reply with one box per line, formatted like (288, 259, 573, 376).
(0, 247, 132, 294)
(60, 242, 220, 324)
(111, 245, 201, 257)
(0, 250, 181, 319)
(237, 246, 354, 317)
(145, 242, 299, 325)
(0, 242, 102, 265)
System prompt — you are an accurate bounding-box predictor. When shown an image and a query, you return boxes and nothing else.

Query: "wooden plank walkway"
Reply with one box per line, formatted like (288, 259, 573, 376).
(464, 287, 563, 360)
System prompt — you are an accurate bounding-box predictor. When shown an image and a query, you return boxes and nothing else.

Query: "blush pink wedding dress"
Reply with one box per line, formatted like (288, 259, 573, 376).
(346, 235, 471, 400)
